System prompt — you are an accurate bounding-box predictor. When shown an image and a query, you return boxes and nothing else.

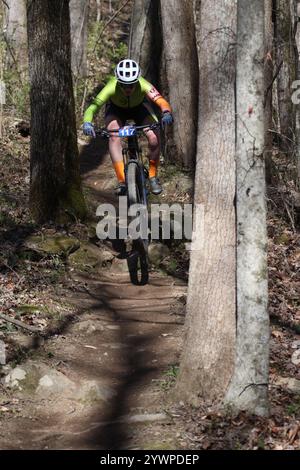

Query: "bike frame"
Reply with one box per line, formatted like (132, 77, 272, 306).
(96, 122, 161, 199)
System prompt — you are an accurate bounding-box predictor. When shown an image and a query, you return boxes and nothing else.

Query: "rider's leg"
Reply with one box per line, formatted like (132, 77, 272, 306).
(142, 116, 161, 178)
(105, 115, 125, 183)
(141, 115, 162, 195)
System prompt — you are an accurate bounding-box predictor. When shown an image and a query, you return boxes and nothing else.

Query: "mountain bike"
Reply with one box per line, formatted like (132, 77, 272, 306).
(96, 121, 161, 285)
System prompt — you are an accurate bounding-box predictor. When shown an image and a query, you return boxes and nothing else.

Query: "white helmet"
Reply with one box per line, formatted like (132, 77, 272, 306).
(115, 59, 141, 84)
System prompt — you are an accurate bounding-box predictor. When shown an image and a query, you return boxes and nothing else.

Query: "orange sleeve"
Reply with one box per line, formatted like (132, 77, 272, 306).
(146, 85, 172, 113)
(154, 97, 172, 113)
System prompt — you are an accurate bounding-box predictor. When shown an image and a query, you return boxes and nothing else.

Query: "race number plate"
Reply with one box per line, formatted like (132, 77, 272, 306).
(118, 126, 136, 137)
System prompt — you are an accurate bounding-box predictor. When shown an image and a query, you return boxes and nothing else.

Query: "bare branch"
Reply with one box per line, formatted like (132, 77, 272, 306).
(264, 59, 283, 108)
(92, 0, 131, 53)
(0, 312, 41, 333)
(1, 0, 9, 9)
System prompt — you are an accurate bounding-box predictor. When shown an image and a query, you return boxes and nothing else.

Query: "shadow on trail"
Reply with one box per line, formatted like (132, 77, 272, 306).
(80, 135, 108, 178)
(76, 281, 180, 450)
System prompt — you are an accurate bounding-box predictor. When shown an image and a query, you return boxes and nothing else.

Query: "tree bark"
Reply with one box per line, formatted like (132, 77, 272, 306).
(160, 0, 198, 167)
(274, 0, 296, 150)
(225, 0, 269, 417)
(27, 0, 86, 223)
(3, 0, 28, 72)
(175, 0, 236, 403)
(128, 0, 162, 84)
(70, 0, 89, 78)
(292, 0, 300, 189)
(264, 0, 274, 184)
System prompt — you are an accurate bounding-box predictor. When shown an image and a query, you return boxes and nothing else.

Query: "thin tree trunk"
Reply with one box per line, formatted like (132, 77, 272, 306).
(293, 0, 300, 189)
(265, 0, 274, 184)
(128, 0, 162, 84)
(160, 0, 198, 167)
(274, 0, 296, 151)
(175, 0, 236, 404)
(96, 0, 102, 21)
(225, 0, 269, 417)
(27, 0, 86, 223)
(70, 0, 89, 78)
(3, 0, 27, 73)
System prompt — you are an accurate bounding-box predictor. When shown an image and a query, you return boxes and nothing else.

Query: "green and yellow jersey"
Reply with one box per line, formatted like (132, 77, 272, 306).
(83, 76, 172, 123)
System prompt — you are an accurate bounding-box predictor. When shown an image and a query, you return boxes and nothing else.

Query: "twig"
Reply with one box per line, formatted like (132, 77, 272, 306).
(1, 261, 22, 281)
(92, 0, 131, 53)
(238, 383, 268, 397)
(1, 0, 9, 9)
(281, 194, 296, 233)
(0, 312, 40, 333)
(264, 60, 283, 108)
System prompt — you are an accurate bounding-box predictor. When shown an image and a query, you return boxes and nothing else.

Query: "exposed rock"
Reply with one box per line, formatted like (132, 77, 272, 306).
(76, 380, 115, 403)
(274, 376, 300, 393)
(22, 235, 80, 258)
(69, 243, 115, 271)
(121, 413, 169, 424)
(148, 243, 170, 266)
(4, 367, 27, 388)
(73, 320, 105, 334)
(3, 361, 115, 404)
(291, 350, 300, 366)
(36, 370, 76, 397)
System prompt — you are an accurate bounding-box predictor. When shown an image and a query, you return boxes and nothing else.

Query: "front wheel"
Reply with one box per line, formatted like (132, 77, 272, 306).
(127, 161, 147, 206)
(126, 161, 149, 285)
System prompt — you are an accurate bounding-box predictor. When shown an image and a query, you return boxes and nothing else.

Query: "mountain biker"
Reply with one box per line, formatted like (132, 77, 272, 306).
(83, 59, 173, 196)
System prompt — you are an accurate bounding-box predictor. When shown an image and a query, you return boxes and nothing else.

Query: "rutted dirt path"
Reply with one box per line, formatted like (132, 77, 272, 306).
(0, 139, 187, 450)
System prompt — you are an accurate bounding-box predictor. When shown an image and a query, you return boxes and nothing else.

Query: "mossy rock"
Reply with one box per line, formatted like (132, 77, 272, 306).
(69, 242, 115, 271)
(22, 235, 80, 258)
(148, 243, 170, 266)
(275, 233, 291, 245)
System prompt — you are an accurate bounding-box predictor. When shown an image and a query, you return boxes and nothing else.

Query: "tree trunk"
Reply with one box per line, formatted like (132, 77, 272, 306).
(292, 0, 300, 190)
(70, 0, 89, 78)
(3, 0, 27, 72)
(160, 0, 198, 167)
(274, 0, 296, 151)
(128, 0, 162, 84)
(27, 0, 86, 223)
(175, 0, 236, 403)
(225, 0, 269, 417)
(96, 0, 102, 21)
(264, 0, 274, 184)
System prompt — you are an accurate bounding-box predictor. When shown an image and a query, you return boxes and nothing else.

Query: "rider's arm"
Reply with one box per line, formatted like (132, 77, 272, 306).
(140, 77, 172, 113)
(83, 77, 116, 122)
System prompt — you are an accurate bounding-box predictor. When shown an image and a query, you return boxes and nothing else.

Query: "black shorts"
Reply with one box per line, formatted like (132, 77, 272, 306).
(105, 101, 157, 126)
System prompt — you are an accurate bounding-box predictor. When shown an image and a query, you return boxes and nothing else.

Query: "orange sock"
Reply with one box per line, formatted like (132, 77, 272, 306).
(149, 159, 159, 178)
(113, 161, 125, 182)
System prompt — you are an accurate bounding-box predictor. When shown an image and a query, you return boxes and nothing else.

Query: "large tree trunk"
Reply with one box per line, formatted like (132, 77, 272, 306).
(128, 0, 162, 84)
(175, 0, 236, 403)
(160, 0, 198, 167)
(3, 0, 27, 72)
(27, 0, 86, 223)
(70, 0, 89, 78)
(225, 0, 269, 417)
(274, 0, 296, 150)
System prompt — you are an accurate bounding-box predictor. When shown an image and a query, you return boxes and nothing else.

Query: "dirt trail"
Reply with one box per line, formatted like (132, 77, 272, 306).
(0, 139, 187, 450)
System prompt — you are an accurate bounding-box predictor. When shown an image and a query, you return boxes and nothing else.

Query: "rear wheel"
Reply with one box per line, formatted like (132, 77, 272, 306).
(126, 161, 149, 285)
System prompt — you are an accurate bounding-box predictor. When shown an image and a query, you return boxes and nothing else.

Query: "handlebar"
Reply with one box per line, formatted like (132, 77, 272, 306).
(95, 122, 161, 139)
